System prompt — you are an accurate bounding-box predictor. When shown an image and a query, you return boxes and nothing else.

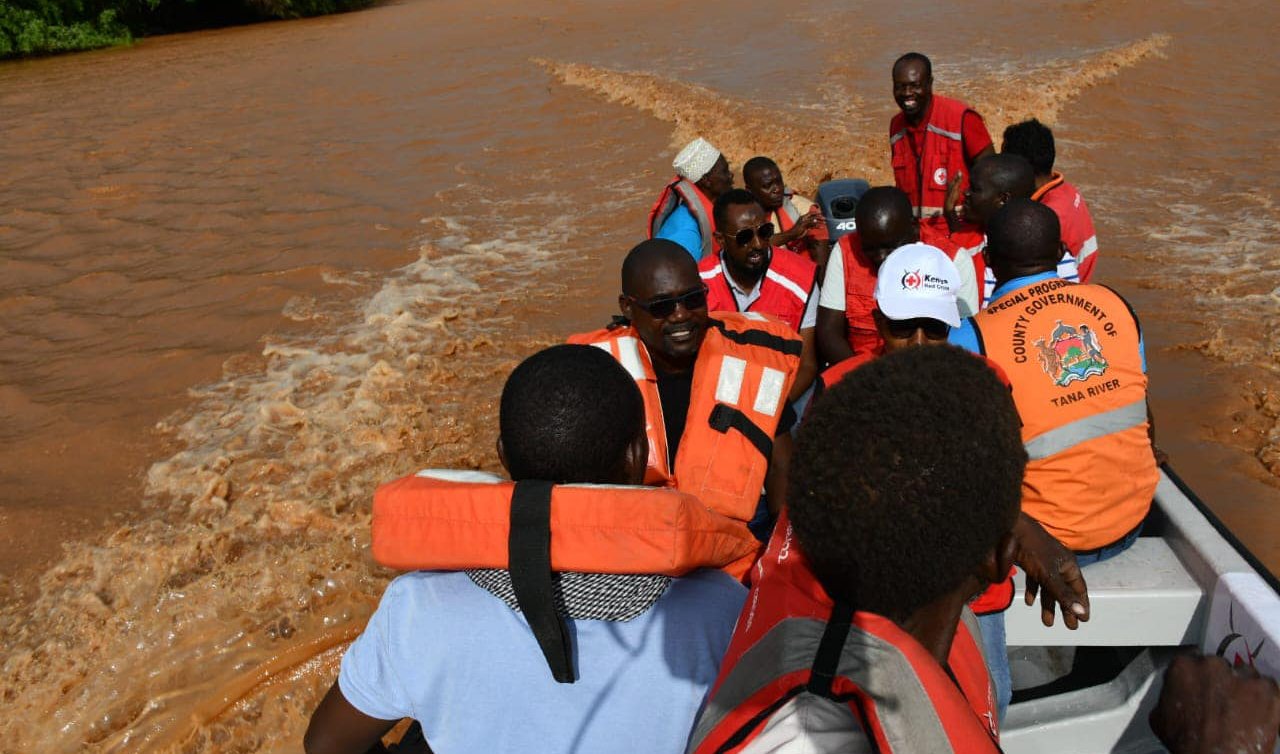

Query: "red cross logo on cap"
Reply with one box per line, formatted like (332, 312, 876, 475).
(901, 269, 922, 290)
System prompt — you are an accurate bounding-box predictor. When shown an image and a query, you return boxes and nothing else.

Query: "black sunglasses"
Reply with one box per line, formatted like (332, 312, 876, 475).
(730, 222, 775, 247)
(885, 317, 951, 340)
(631, 286, 709, 318)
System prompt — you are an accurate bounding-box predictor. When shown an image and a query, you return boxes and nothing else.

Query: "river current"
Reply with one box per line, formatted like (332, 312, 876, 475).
(1, 0, 1277, 749)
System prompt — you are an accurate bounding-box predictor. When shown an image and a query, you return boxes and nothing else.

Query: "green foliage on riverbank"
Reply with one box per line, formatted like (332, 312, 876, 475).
(0, 0, 373, 58)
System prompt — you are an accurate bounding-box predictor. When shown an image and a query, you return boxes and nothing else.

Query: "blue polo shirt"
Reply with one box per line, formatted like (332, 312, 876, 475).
(655, 205, 704, 260)
(949, 272, 1145, 371)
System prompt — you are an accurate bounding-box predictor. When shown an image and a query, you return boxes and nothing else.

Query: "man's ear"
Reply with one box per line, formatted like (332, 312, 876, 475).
(496, 437, 509, 475)
(618, 293, 634, 320)
(622, 429, 649, 485)
(977, 530, 1017, 585)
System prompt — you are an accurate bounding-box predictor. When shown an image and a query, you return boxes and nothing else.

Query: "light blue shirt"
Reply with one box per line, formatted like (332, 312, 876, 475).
(339, 569, 746, 753)
(655, 204, 704, 260)
(951, 272, 1145, 371)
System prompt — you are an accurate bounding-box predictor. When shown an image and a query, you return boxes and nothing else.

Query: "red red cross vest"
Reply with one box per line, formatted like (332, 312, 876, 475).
(890, 95, 977, 225)
(836, 234, 885, 357)
(698, 248, 817, 333)
(687, 510, 1001, 753)
(648, 176, 718, 259)
(567, 313, 801, 525)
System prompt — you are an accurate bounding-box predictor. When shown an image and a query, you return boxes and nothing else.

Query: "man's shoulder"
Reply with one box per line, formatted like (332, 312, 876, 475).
(698, 252, 723, 274)
(769, 246, 818, 278)
(662, 569, 748, 616)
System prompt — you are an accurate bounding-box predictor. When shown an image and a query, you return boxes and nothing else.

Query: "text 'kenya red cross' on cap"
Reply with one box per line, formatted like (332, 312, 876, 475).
(874, 243, 963, 328)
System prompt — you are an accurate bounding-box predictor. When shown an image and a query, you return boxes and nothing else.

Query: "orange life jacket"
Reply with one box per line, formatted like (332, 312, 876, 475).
(371, 471, 761, 680)
(835, 234, 885, 357)
(371, 471, 760, 580)
(974, 279, 1157, 550)
(648, 176, 718, 259)
(698, 248, 817, 333)
(687, 510, 1000, 753)
(890, 94, 979, 227)
(567, 313, 801, 524)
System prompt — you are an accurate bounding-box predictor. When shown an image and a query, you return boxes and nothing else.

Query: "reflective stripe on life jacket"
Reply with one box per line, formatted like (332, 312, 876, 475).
(836, 234, 885, 357)
(687, 511, 999, 753)
(567, 313, 801, 524)
(890, 95, 977, 223)
(1035, 173, 1099, 283)
(698, 248, 817, 333)
(371, 470, 760, 579)
(974, 279, 1157, 550)
(649, 176, 718, 259)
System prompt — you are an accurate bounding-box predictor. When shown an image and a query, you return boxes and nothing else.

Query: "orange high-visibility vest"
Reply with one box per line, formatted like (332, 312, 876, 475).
(371, 471, 760, 580)
(687, 510, 1000, 753)
(568, 313, 801, 524)
(648, 176, 718, 259)
(974, 278, 1157, 550)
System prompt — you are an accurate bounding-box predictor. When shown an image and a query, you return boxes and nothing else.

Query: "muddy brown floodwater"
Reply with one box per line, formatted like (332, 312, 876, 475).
(0, 0, 1276, 750)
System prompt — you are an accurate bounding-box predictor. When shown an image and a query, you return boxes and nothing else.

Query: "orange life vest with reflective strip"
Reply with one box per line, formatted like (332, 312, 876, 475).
(974, 279, 1157, 550)
(371, 471, 760, 581)
(698, 248, 817, 333)
(648, 176, 718, 259)
(687, 510, 1000, 753)
(567, 313, 801, 524)
(890, 95, 977, 226)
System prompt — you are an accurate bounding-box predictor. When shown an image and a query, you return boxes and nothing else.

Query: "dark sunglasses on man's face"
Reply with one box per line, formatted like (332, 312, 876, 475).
(886, 317, 950, 340)
(632, 286, 709, 319)
(732, 222, 775, 247)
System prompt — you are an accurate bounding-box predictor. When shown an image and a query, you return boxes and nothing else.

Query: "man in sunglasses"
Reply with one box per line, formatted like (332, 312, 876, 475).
(569, 239, 802, 538)
(698, 189, 819, 402)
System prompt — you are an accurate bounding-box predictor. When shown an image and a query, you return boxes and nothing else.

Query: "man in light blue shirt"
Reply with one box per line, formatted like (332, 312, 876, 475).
(651, 137, 734, 260)
(304, 345, 747, 754)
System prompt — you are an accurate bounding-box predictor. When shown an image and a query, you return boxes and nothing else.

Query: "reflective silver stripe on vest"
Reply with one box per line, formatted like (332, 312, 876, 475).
(1023, 398, 1147, 461)
(686, 617, 959, 753)
(673, 180, 715, 259)
(926, 123, 962, 141)
(889, 130, 906, 145)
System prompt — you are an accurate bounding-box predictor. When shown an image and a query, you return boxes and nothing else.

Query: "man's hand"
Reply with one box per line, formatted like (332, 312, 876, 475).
(1151, 652, 1280, 754)
(1012, 513, 1090, 629)
(943, 173, 965, 232)
(772, 208, 826, 248)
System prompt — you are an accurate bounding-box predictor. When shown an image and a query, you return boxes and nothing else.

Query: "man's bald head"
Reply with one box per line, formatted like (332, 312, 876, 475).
(965, 154, 1036, 227)
(855, 186, 918, 270)
(984, 198, 1063, 285)
(621, 239, 697, 296)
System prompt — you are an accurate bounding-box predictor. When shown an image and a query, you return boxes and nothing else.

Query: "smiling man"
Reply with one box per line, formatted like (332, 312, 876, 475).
(569, 239, 803, 536)
(698, 188, 819, 400)
(890, 52, 995, 232)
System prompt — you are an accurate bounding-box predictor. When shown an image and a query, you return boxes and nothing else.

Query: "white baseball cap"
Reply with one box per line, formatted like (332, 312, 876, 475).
(874, 243, 963, 328)
(673, 137, 722, 182)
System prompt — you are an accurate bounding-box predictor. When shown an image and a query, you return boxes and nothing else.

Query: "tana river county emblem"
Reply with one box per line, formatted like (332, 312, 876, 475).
(1035, 320, 1108, 387)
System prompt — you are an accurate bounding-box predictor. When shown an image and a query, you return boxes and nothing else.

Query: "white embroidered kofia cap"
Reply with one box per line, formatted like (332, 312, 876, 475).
(672, 137, 721, 182)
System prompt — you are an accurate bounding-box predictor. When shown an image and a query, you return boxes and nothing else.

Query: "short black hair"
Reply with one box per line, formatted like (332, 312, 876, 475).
(789, 345, 1025, 623)
(742, 156, 779, 183)
(1002, 119, 1056, 176)
(978, 153, 1036, 199)
(621, 238, 695, 296)
(499, 345, 644, 484)
(713, 187, 763, 229)
(893, 52, 932, 78)
(986, 198, 1062, 269)
(854, 185, 913, 228)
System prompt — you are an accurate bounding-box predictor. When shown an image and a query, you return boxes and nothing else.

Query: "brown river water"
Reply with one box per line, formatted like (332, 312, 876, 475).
(1, 0, 1277, 749)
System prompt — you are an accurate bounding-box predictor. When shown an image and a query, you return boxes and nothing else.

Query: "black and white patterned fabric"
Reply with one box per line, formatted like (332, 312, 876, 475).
(466, 569, 671, 622)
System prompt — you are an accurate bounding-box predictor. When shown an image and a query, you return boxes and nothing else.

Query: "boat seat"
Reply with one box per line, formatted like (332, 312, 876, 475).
(1005, 537, 1206, 647)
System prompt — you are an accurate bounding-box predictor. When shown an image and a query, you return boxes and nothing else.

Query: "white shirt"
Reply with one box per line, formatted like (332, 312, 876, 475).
(818, 244, 847, 310)
(739, 694, 872, 753)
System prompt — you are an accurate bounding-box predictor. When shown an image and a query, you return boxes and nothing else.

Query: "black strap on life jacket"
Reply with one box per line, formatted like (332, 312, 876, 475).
(807, 601, 855, 697)
(707, 403, 773, 460)
(508, 480, 576, 683)
(709, 318, 803, 357)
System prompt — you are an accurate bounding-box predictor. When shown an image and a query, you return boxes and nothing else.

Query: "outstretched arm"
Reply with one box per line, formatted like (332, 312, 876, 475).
(1012, 512, 1090, 629)
(1151, 652, 1280, 754)
(305, 681, 399, 754)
